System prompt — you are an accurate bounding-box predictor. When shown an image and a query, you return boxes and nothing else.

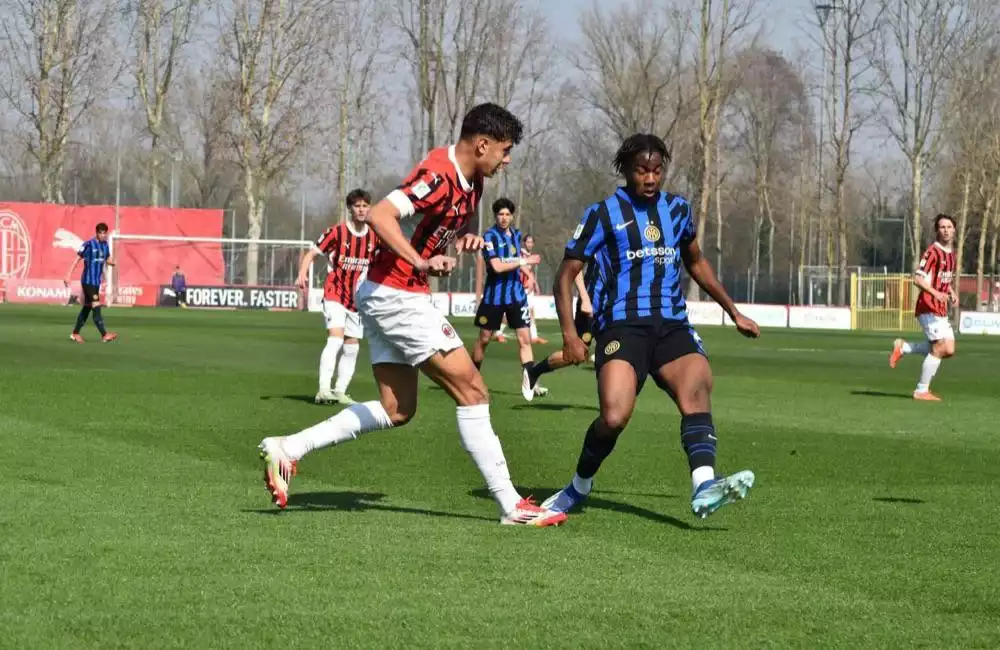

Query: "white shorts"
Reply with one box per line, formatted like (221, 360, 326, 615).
(917, 313, 954, 342)
(322, 299, 363, 339)
(355, 280, 463, 366)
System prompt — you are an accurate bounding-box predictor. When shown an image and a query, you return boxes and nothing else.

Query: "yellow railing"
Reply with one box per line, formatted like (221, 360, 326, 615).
(850, 272, 922, 332)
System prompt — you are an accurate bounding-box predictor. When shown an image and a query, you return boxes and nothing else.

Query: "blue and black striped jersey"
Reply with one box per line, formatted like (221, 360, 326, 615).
(78, 238, 110, 286)
(481, 225, 527, 306)
(565, 188, 695, 330)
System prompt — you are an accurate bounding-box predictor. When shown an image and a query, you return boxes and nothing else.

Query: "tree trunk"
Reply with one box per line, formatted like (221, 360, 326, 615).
(149, 151, 161, 207)
(974, 173, 999, 306)
(245, 171, 263, 286)
(337, 98, 349, 222)
(953, 172, 971, 323)
(910, 157, 923, 265)
(763, 183, 775, 282)
(836, 173, 847, 305)
(714, 139, 723, 276)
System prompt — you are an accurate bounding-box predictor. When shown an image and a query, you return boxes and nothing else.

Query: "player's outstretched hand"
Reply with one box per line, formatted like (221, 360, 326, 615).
(295, 274, 308, 290)
(563, 334, 590, 365)
(426, 255, 457, 277)
(733, 312, 760, 338)
(455, 234, 485, 253)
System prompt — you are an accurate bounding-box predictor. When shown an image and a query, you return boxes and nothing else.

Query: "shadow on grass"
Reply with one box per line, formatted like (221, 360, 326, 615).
(259, 394, 323, 405)
(510, 403, 599, 412)
(851, 390, 912, 400)
(873, 496, 926, 505)
(244, 490, 494, 522)
(468, 488, 726, 532)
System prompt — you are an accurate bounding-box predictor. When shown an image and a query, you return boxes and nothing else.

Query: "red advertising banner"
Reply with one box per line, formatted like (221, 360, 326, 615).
(0, 203, 224, 296)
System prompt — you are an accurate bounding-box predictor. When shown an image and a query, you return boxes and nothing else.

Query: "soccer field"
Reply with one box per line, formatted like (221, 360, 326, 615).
(2, 304, 999, 649)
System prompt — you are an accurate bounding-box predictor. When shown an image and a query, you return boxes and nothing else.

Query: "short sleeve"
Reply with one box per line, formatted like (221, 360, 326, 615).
(916, 247, 938, 279)
(680, 201, 696, 245)
(314, 227, 340, 255)
(481, 231, 500, 261)
(565, 205, 605, 261)
(386, 167, 450, 218)
(77, 240, 91, 258)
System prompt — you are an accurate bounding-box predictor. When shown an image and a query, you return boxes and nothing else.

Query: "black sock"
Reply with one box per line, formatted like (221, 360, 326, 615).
(74, 307, 91, 333)
(529, 358, 553, 384)
(521, 361, 534, 375)
(681, 413, 717, 473)
(473, 359, 482, 370)
(575, 420, 620, 479)
(92, 307, 107, 335)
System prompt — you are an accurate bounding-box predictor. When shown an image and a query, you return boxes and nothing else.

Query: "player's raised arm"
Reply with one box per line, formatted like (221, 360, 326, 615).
(556, 205, 604, 362)
(482, 230, 536, 274)
(679, 208, 759, 338)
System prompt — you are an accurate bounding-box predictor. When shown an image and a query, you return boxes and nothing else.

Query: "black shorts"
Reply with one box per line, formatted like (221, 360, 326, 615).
(574, 308, 594, 345)
(594, 320, 706, 392)
(81, 284, 100, 308)
(476, 301, 530, 331)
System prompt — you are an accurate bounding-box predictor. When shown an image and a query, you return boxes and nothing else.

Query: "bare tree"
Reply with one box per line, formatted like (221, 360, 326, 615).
(129, 0, 201, 206)
(0, 0, 121, 203)
(223, 0, 325, 284)
(323, 0, 383, 221)
(687, 0, 757, 301)
(571, 0, 690, 147)
(872, 0, 983, 267)
(730, 48, 808, 298)
(821, 0, 880, 304)
(394, 0, 448, 157)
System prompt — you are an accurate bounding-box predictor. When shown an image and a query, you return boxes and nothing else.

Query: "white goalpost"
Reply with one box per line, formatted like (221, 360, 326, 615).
(107, 233, 317, 307)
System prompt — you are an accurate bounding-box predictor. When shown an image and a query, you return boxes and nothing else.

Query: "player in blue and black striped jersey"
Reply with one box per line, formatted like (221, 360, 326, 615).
(542, 134, 760, 520)
(472, 198, 544, 401)
(63, 222, 118, 343)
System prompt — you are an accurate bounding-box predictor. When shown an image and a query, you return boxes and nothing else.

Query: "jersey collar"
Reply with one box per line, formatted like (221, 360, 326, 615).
(345, 221, 369, 237)
(448, 144, 473, 192)
(933, 241, 953, 253)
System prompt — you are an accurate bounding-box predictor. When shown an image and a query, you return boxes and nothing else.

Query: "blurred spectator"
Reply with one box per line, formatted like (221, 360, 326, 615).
(171, 266, 187, 307)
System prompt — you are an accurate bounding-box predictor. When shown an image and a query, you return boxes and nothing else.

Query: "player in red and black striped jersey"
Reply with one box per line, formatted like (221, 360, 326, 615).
(889, 214, 959, 401)
(296, 189, 379, 405)
(260, 104, 566, 527)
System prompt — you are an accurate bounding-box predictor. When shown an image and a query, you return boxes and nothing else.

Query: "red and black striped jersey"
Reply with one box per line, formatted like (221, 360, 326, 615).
(367, 145, 482, 293)
(915, 242, 956, 317)
(314, 223, 378, 311)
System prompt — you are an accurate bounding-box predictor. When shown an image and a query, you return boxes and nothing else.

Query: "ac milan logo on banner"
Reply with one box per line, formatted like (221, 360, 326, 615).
(0, 209, 31, 280)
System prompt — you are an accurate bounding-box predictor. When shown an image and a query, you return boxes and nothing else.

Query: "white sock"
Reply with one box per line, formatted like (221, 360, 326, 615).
(319, 336, 343, 392)
(333, 342, 360, 394)
(281, 401, 392, 461)
(529, 320, 538, 340)
(692, 465, 715, 492)
(572, 474, 592, 495)
(902, 341, 928, 355)
(497, 324, 506, 336)
(456, 404, 521, 514)
(916, 355, 941, 393)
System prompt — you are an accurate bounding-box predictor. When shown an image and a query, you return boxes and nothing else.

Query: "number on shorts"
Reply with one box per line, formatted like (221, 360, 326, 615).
(521, 306, 531, 324)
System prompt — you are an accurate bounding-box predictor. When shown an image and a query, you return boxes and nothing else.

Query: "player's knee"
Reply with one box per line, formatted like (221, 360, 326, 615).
(454, 374, 489, 406)
(675, 376, 713, 414)
(380, 394, 416, 427)
(600, 403, 633, 432)
(477, 330, 492, 345)
(937, 340, 956, 358)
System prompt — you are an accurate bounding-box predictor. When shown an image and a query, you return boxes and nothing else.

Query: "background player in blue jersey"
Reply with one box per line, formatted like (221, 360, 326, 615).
(471, 198, 544, 401)
(63, 222, 118, 343)
(543, 134, 760, 519)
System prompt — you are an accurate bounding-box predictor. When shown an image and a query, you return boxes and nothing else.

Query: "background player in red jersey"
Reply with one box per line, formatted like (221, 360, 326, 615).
(889, 214, 959, 401)
(296, 189, 379, 405)
(259, 104, 566, 527)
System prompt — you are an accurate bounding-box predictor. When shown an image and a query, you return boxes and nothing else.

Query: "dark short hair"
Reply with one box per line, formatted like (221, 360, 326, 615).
(460, 103, 523, 145)
(613, 134, 671, 176)
(524, 234, 534, 242)
(345, 188, 371, 207)
(934, 213, 955, 229)
(493, 197, 516, 216)
(96, 222, 109, 233)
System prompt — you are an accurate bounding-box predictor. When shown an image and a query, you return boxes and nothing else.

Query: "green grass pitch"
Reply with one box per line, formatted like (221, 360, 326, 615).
(2, 304, 999, 649)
